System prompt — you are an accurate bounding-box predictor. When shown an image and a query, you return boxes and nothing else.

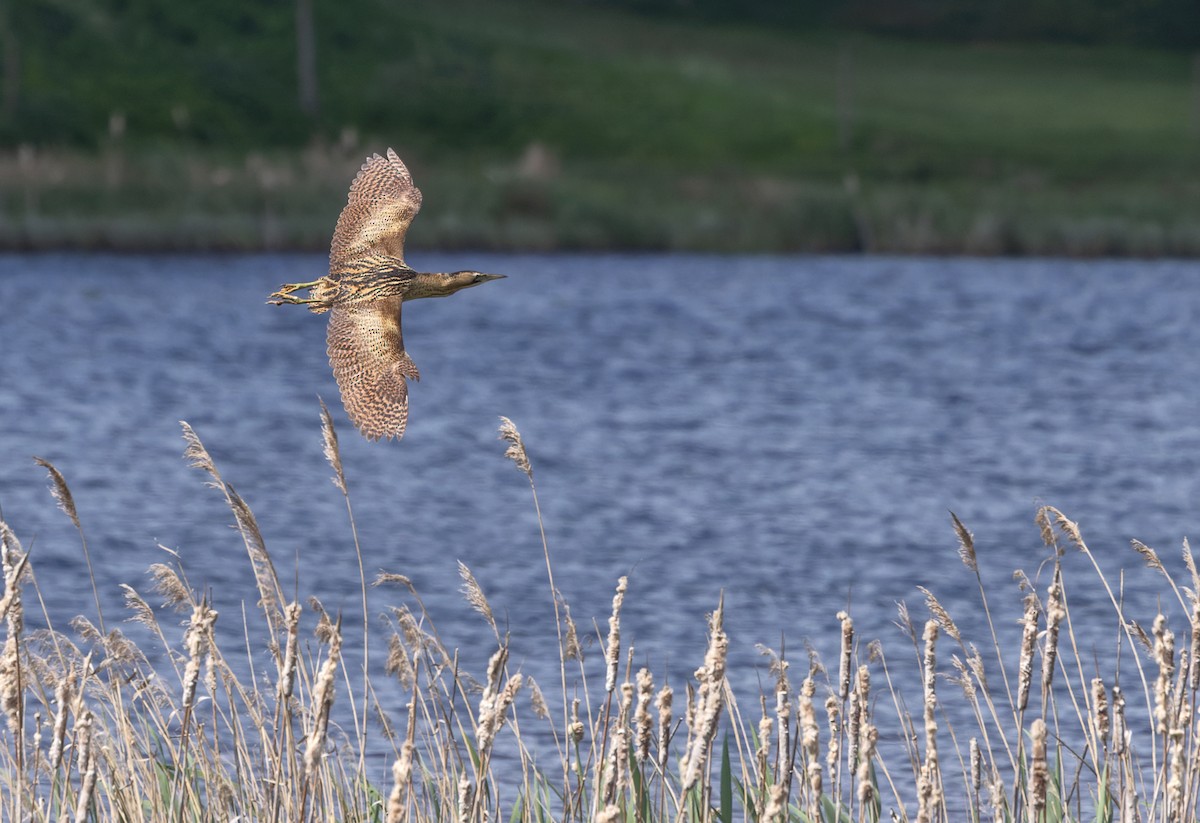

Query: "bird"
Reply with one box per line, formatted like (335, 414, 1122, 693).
(269, 148, 505, 441)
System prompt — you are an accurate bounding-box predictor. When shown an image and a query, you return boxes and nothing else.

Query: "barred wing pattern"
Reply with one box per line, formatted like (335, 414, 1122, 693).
(326, 297, 419, 440)
(329, 148, 423, 270)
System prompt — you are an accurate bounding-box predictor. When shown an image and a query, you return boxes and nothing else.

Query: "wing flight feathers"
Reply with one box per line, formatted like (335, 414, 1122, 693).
(329, 148, 423, 269)
(326, 297, 415, 440)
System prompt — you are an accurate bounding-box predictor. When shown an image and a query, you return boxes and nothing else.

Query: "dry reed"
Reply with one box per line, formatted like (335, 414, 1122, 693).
(0, 417, 1198, 823)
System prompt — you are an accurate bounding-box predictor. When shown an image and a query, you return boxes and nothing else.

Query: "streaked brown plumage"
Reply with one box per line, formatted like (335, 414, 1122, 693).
(269, 148, 504, 440)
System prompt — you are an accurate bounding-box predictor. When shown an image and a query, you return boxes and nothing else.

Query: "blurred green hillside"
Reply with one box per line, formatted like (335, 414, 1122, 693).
(2, 0, 1199, 254)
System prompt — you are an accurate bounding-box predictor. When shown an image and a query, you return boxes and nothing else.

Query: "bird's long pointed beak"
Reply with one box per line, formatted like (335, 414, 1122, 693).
(481, 273, 506, 282)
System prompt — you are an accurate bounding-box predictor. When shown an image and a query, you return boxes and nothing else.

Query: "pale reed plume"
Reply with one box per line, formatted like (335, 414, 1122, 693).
(595, 804, 621, 823)
(319, 398, 347, 494)
(563, 600, 581, 661)
(798, 676, 822, 817)
(916, 619, 940, 823)
(458, 561, 496, 633)
(277, 601, 302, 703)
(857, 722, 878, 810)
(950, 654, 976, 704)
(1168, 709, 1186, 821)
(604, 692, 631, 802)
(837, 610, 854, 702)
(989, 770, 1007, 823)
(895, 600, 917, 644)
(180, 421, 222, 486)
(1132, 538, 1165, 573)
(1111, 685, 1128, 756)
(304, 624, 343, 779)
(824, 694, 840, 786)
(774, 664, 791, 780)
(47, 670, 75, 775)
(181, 422, 283, 630)
(680, 599, 728, 793)
(920, 586, 962, 643)
(762, 783, 787, 823)
(1041, 573, 1065, 700)
(569, 697, 585, 745)
(1037, 505, 1084, 553)
(635, 667, 654, 764)
(1091, 677, 1109, 751)
(969, 737, 981, 799)
(386, 695, 417, 823)
(0, 523, 26, 737)
(498, 416, 532, 477)
(182, 601, 218, 716)
(73, 710, 96, 823)
(373, 572, 414, 591)
(847, 665, 866, 774)
(120, 584, 156, 629)
(1184, 536, 1200, 584)
(385, 630, 414, 688)
(950, 510, 977, 572)
(1190, 598, 1200, 690)
(604, 577, 628, 694)
(149, 562, 192, 612)
(387, 742, 415, 823)
(475, 650, 522, 759)
(528, 676, 549, 719)
(32, 457, 80, 529)
(1153, 614, 1175, 735)
(1030, 718, 1048, 822)
(655, 685, 673, 773)
(455, 775, 473, 823)
(757, 709, 773, 793)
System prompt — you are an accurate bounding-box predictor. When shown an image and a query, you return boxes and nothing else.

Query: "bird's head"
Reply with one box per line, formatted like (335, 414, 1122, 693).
(443, 271, 506, 293)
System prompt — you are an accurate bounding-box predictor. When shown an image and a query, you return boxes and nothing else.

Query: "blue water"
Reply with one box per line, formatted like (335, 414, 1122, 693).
(2, 252, 1199, 776)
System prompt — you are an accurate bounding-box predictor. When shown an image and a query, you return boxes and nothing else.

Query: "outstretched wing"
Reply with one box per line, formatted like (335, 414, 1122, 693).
(326, 297, 419, 440)
(330, 148, 423, 270)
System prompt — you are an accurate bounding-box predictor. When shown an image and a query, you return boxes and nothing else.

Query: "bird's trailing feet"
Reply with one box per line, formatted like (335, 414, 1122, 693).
(267, 279, 321, 305)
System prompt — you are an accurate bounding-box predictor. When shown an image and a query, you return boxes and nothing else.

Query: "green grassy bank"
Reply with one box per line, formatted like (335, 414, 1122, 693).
(3, 0, 1200, 253)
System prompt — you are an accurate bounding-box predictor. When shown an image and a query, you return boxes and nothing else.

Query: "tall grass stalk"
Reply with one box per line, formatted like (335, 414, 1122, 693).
(0, 415, 1198, 821)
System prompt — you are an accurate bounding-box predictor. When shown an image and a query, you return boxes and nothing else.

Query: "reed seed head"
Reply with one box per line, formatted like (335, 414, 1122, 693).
(635, 667, 653, 763)
(950, 511, 976, 572)
(563, 600, 581, 661)
(120, 584, 156, 628)
(1132, 538, 1165, 573)
(148, 562, 192, 612)
(1030, 718, 1048, 819)
(458, 561, 496, 631)
(920, 586, 961, 644)
(1153, 614, 1175, 735)
(319, 398, 347, 494)
(33, 457, 80, 529)
(1041, 573, 1065, 699)
(386, 741, 414, 823)
(604, 576, 627, 694)
(569, 697, 584, 744)
(180, 421, 222, 486)
(838, 610, 854, 701)
(278, 601, 302, 702)
(1091, 677, 1109, 748)
(498, 416, 532, 477)
(655, 684, 673, 770)
(304, 623, 343, 779)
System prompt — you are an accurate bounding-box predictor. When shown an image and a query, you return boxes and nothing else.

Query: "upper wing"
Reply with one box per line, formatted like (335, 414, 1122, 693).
(326, 297, 419, 440)
(329, 148, 423, 270)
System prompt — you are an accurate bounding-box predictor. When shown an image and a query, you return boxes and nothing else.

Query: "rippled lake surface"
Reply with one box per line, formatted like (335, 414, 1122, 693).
(3, 252, 1200, 771)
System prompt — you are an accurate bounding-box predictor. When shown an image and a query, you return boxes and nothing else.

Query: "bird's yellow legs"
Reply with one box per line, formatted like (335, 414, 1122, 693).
(268, 280, 323, 306)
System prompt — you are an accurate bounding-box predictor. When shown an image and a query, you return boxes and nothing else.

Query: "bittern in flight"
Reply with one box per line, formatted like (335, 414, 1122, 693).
(270, 148, 504, 440)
